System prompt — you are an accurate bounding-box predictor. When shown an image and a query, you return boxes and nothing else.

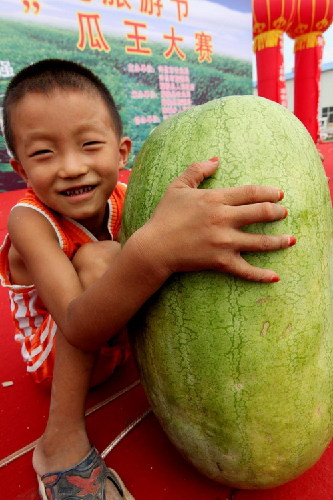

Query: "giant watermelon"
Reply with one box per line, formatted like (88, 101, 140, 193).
(121, 96, 333, 488)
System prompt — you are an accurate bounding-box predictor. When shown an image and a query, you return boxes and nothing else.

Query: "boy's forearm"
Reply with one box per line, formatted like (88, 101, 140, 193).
(63, 161, 296, 351)
(64, 228, 170, 351)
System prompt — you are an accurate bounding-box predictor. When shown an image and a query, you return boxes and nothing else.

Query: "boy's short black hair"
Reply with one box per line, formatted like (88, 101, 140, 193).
(3, 58, 123, 159)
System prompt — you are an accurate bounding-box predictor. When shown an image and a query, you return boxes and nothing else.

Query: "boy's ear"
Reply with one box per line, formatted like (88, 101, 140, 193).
(10, 158, 30, 186)
(118, 137, 132, 171)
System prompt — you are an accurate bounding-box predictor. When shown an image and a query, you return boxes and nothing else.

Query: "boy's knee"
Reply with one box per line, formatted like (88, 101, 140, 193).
(73, 241, 121, 288)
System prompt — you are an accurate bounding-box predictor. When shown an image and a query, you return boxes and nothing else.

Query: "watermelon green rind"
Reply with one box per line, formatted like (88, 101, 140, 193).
(121, 96, 333, 488)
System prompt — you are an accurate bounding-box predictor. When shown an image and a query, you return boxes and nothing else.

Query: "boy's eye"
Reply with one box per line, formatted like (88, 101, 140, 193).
(83, 141, 103, 148)
(29, 149, 52, 157)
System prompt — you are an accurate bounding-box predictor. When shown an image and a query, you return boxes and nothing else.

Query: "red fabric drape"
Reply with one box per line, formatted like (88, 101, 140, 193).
(286, 0, 333, 142)
(293, 35, 324, 142)
(253, 0, 296, 106)
(255, 35, 288, 106)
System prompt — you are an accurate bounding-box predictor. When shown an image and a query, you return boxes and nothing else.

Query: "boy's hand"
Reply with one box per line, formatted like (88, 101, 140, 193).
(64, 158, 296, 350)
(137, 159, 295, 283)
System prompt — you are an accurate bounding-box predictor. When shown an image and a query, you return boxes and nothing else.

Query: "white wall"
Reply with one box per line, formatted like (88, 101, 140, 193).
(253, 63, 333, 122)
(285, 64, 333, 119)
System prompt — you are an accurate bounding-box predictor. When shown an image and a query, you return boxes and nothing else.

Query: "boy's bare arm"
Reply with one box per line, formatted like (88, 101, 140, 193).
(8, 160, 293, 352)
(8, 207, 85, 319)
(66, 160, 293, 351)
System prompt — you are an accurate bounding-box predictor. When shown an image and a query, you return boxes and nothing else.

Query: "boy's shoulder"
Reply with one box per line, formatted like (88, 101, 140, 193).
(7, 189, 71, 257)
(13, 188, 49, 213)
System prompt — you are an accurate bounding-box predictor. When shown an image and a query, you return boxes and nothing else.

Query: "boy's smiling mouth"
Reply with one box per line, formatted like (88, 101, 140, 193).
(60, 185, 97, 197)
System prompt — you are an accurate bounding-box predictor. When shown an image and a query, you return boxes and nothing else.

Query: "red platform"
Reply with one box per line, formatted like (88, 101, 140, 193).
(1, 145, 333, 499)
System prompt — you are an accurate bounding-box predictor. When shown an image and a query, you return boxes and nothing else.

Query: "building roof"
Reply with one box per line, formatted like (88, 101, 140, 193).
(253, 61, 333, 87)
(285, 61, 333, 80)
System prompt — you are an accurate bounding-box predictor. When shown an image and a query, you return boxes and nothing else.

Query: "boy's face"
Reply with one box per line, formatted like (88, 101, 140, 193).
(10, 88, 131, 230)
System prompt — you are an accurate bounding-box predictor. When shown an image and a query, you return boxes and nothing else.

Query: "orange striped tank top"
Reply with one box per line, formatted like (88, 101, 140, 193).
(0, 183, 127, 383)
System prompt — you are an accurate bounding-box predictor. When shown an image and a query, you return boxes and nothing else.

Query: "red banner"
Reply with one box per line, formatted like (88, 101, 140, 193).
(286, 0, 333, 142)
(253, 0, 295, 105)
(255, 35, 288, 106)
(293, 35, 324, 142)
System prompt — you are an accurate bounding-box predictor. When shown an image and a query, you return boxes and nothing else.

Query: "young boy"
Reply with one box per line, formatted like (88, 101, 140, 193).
(0, 59, 295, 500)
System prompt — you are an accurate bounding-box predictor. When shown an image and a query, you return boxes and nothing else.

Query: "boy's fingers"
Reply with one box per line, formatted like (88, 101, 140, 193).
(171, 163, 284, 207)
(230, 232, 296, 252)
(223, 256, 279, 283)
(214, 185, 283, 206)
(230, 202, 288, 227)
(173, 159, 219, 189)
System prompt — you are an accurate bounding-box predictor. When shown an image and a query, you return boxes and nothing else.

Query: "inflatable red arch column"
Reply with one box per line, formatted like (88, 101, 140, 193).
(253, 0, 296, 106)
(286, 0, 333, 143)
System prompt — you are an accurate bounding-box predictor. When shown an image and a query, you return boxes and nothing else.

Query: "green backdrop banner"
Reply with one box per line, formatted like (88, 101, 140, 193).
(0, 0, 252, 191)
